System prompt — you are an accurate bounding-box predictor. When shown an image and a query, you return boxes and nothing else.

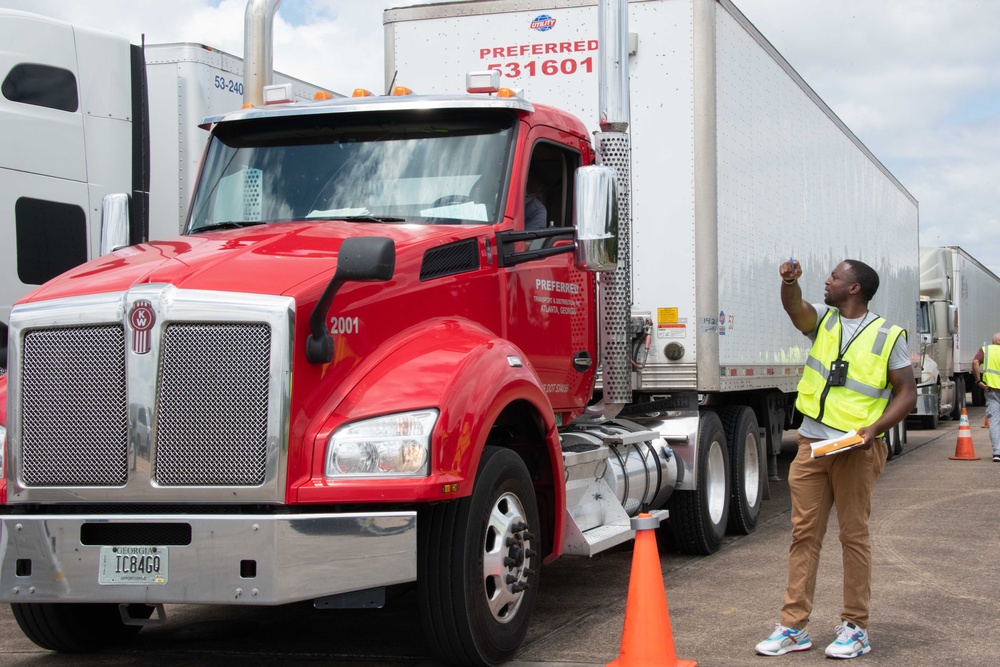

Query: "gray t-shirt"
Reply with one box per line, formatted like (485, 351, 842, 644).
(798, 304, 911, 439)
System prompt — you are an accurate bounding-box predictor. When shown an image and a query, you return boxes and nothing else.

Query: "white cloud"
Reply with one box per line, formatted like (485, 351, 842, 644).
(737, 0, 1000, 277)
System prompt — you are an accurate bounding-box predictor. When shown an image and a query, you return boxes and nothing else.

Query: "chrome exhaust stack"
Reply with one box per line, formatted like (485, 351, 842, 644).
(243, 0, 281, 107)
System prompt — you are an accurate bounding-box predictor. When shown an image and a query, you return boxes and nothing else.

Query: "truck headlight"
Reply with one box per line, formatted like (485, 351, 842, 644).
(325, 409, 437, 478)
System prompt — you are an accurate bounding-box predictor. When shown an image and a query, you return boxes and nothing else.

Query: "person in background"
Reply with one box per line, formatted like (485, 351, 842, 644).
(972, 331, 1000, 462)
(524, 173, 547, 231)
(756, 258, 917, 660)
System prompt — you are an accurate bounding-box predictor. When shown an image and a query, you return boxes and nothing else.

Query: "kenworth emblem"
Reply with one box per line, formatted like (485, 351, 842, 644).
(129, 300, 156, 354)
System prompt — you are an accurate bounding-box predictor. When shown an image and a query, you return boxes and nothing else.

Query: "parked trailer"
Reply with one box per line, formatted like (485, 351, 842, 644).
(1, 1, 917, 665)
(386, 0, 919, 474)
(916, 245, 1000, 424)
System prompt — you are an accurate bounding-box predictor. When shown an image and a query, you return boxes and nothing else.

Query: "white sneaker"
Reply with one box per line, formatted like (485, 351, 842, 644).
(825, 621, 871, 659)
(755, 623, 812, 656)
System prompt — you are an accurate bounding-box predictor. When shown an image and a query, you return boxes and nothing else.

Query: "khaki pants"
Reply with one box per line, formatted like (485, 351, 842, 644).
(781, 434, 887, 630)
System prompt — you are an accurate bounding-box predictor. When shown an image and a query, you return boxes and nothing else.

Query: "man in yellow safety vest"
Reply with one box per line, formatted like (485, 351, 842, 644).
(755, 259, 916, 660)
(972, 331, 1000, 462)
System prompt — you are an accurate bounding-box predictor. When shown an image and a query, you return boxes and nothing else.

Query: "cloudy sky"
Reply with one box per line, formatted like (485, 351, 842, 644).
(4, 0, 1000, 276)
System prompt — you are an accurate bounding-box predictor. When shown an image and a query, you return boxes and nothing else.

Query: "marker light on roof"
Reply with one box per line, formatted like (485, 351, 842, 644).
(391, 86, 413, 96)
(466, 70, 502, 94)
(351, 88, 374, 97)
(496, 88, 519, 99)
(314, 91, 334, 100)
(263, 83, 294, 105)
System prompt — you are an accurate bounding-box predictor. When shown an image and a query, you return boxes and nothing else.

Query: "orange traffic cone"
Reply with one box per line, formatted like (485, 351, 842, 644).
(950, 408, 980, 461)
(982, 415, 990, 429)
(607, 513, 696, 667)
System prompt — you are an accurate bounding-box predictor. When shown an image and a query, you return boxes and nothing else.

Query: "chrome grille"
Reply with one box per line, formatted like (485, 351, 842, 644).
(20, 326, 128, 486)
(155, 323, 271, 486)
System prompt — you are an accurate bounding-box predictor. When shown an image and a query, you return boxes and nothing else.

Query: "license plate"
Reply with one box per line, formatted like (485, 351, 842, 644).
(98, 546, 168, 585)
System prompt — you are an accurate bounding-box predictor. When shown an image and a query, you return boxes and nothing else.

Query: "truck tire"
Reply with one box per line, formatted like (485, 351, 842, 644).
(950, 376, 966, 421)
(971, 380, 986, 407)
(11, 602, 150, 652)
(719, 406, 763, 535)
(666, 410, 730, 554)
(418, 446, 540, 666)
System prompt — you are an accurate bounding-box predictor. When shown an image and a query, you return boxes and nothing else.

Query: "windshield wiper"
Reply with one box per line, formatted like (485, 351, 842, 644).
(336, 216, 406, 223)
(191, 220, 268, 234)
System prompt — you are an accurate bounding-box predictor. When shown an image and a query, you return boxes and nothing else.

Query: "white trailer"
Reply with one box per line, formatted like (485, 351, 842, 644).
(917, 245, 1000, 424)
(0, 10, 335, 367)
(386, 0, 920, 473)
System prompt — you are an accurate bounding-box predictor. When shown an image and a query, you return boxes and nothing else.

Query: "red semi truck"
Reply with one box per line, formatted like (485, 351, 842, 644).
(0, 1, 918, 665)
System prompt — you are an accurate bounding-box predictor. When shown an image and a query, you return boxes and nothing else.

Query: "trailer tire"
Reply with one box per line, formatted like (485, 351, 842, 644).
(418, 446, 540, 667)
(719, 406, 763, 535)
(950, 376, 966, 421)
(666, 411, 729, 554)
(11, 603, 150, 652)
(971, 380, 986, 407)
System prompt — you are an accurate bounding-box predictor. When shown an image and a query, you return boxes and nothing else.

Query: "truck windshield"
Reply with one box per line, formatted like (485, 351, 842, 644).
(187, 109, 516, 231)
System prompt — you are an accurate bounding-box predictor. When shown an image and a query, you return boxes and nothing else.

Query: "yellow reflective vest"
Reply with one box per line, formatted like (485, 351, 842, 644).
(795, 309, 904, 433)
(981, 344, 1000, 389)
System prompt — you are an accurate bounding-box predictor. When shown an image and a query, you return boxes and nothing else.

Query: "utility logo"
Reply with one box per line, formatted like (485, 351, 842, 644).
(530, 14, 556, 31)
(129, 300, 156, 354)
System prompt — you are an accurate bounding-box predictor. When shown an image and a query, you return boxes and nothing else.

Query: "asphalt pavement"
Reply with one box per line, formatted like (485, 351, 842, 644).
(1, 406, 997, 666)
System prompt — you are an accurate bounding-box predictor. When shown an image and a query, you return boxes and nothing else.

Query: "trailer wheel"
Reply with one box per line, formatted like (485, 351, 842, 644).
(971, 380, 986, 407)
(11, 603, 151, 652)
(950, 376, 966, 421)
(719, 406, 762, 535)
(666, 410, 729, 554)
(418, 446, 540, 667)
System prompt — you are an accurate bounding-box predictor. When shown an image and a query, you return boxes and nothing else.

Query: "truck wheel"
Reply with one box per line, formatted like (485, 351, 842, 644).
(666, 410, 730, 554)
(418, 446, 540, 666)
(950, 376, 966, 421)
(971, 380, 986, 407)
(719, 406, 762, 535)
(11, 602, 150, 652)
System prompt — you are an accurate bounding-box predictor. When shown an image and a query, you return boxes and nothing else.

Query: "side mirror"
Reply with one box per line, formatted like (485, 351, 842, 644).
(947, 305, 957, 335)
(100, 193, 130, 255)
(573, 166, 618, 272)
(336, 236, 395, 282)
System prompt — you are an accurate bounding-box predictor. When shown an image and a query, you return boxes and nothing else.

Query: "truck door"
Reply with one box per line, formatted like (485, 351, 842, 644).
(500, 136, 596, 412)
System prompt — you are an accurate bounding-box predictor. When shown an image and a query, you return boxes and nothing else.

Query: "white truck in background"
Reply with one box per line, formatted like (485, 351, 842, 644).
(915, 245, 1000, 427)
(0, 9, 335, 368)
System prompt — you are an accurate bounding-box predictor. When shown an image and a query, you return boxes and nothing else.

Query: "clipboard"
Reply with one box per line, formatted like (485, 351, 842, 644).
(810, 430, 865, 458)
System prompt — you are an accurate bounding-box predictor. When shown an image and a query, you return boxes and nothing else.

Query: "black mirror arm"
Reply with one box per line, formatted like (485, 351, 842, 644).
(306, 276, 346, 364)
(305, 237, 396, 364)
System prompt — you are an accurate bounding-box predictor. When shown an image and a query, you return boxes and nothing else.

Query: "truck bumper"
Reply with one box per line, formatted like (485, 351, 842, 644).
(0, 512, 416, 605)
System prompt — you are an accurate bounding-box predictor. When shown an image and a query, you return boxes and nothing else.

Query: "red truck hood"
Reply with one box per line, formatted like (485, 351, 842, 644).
(20, 222, 472, 303)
